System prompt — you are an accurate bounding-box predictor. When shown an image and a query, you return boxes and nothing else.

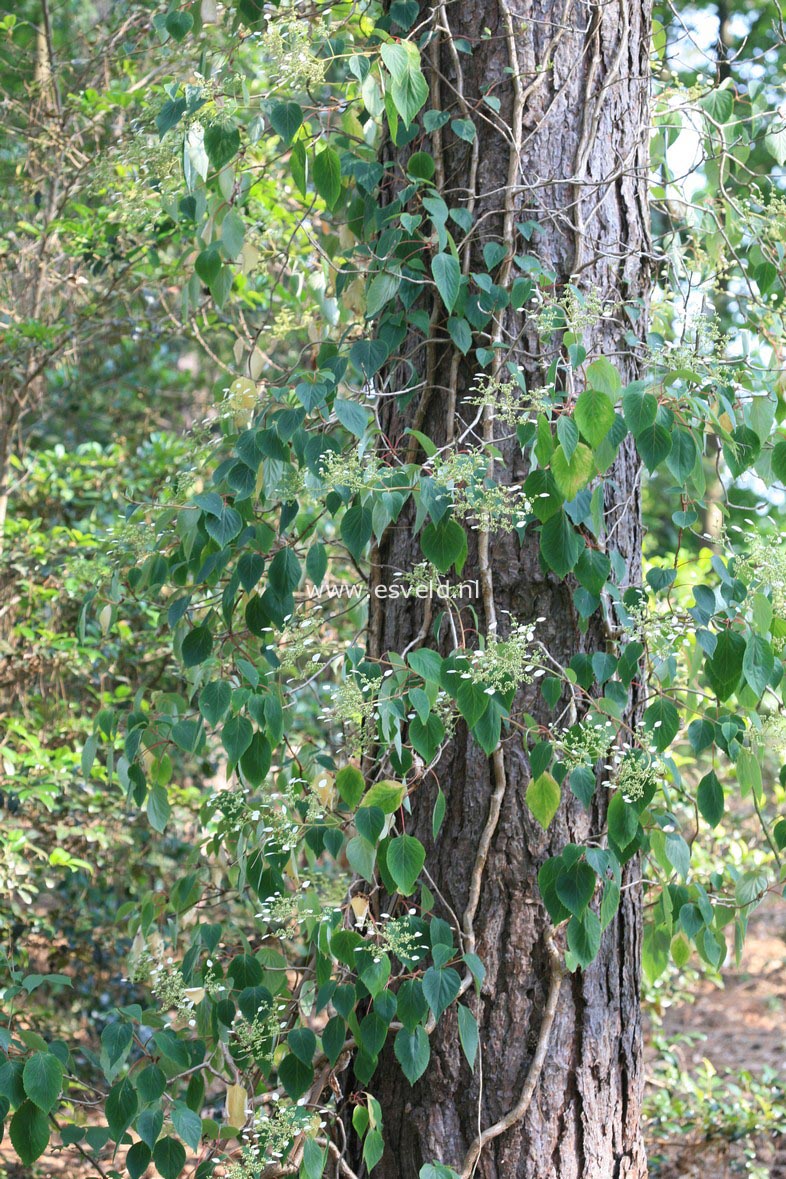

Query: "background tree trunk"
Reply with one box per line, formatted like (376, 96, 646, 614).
(363, 0, 652, 1175)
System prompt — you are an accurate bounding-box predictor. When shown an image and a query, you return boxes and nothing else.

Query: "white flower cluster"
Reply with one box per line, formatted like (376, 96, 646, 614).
(227, 1103, 323, 1176)
(257, 16, 327, 89)
(559, 718, 614, 770)
(467, 371, 551, 426)
(461, 621, 538, 695)
(426, 449, 531, 532)
(732, 527, 786, 618)
(377, 914, 426, 962)
(231, 998, 288, 1064)
(318, 448, 382, 496)
(612, 751, 665, 802)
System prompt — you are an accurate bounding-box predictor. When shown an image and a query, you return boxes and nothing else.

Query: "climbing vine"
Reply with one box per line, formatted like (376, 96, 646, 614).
(3, 1, 786, 1177)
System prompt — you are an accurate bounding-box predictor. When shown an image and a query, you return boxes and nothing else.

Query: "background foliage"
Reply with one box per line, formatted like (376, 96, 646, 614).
(3, 0, 786, 1176)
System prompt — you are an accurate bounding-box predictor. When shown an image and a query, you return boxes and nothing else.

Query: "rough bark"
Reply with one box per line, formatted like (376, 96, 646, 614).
(360, 0, 653, 1176)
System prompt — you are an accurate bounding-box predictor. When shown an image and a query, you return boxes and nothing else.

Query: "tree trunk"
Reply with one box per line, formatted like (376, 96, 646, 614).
(364, 0, 652, 1175)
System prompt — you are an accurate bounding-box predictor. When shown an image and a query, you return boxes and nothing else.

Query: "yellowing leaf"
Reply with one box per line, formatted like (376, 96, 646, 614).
(350, 895, 370, 927)
(550, 443, 594, 500)
(225, 1084, 247, 1128)
(526, 772, 561, 830)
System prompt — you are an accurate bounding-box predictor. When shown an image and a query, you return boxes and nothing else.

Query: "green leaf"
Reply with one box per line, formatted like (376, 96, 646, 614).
(723, 426, 761, 477)
(360, 956, 391, 999)
(147, 784, 171, 834)
(240, 731, 271, 786)
(182, 625, 213, 668)
(106, 1076, 138, 1142)
(771, 439, 786, 482)
(381, 42, 429, 126)
(394, 1026, 430, 1084)
(451, 117, 476, 142)
(409, 713, 444, 760)
(360, 780, 407, 814)
(471, 696, 503, 754)
(314, 146, 342, 209)
(306, 543, 328, 586)
(431, 253, 461, 313)
(172, 1105, 202, 1152)
(397, 979, 428, 1030)
(22, 1053, 62, 1113)
(152, 1136, 187, 1179)
(643, 697, 680, 751)
(279, 1053, 314, 1101)
(621, 384, 657, 434)
(0, 1060, 25, 1109)
(336, 765, 365, 808)
(456, 680, 490, 728)
(447, 316, 472, 354)
(10, 1101, 49, 1165)
(457, 1004, 478, 1071)
(387, 834, 426, 895)
(540, 511, 582, 577)
(575, 549, 610, 595)
(101, 1023, 133, 1075)
(288, 1028, 317, 1065)
(165, 11, 193, 40)
(170, 718, 202, 753)
(341, 504, 373, 560)
(705, 630, 745, 701)
(156, 98, 187, 136)
(407, 151, 436, 180)
(567, 910, 601, 968)
(127, 1141, 152, 1179)
(586, 357, 621, 396)
(200, 681, 231, 727)
(765, 123, 786, 165)
(697, 770, 724, 828)
(433, 786, 446, 839)
(420, 517, 466, 573)
(366, 269, 402, 317)
(742, 634, 774, 698)
(195, 246, 221, 285)
(302, 1138, 327, 1179)
(221, 210, 245, 260)
(550, 442, 594, 499)
(269, 102, 303, 144)
(665, 427, 699, 483)
(350, 339, 389, 379)
(635, 422, 672, 472)
(222, 714, 254, 763)
(136, 1065, 166, 1106)
(574, 388, 615, 447)
(422, 966, 460, 1019)
(364, 1127, 384, 1172)
(557, 415, 579, 461)
(351, 806, 383, 851)
(607, 793, 638, 851)
(322, 1016, 347, 1067)
(204, 121, 240, 171)
(525, 772, 560, 829)
(269, 547, 301, 594)
(555, 860, 596, 916)
(346, 835, 376, 882)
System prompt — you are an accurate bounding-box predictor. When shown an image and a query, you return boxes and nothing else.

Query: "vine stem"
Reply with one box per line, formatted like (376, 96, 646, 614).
(458, 929, 564, 1179)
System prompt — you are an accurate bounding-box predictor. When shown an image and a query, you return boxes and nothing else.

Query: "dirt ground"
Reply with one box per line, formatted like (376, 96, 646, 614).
(647, 896, 786, 1178)
(3, 902, 786, 1179)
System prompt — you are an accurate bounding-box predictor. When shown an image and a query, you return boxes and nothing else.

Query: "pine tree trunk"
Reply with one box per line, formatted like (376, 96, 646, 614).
(363, 0, 652, 1175)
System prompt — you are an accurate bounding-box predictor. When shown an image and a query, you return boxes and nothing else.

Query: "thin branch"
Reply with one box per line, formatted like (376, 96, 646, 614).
(459, 929, 564, 1178)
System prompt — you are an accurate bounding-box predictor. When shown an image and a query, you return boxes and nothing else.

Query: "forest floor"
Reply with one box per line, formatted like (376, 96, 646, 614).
(646, 895, 786, 1178)
(2, 902, 786, 1179)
